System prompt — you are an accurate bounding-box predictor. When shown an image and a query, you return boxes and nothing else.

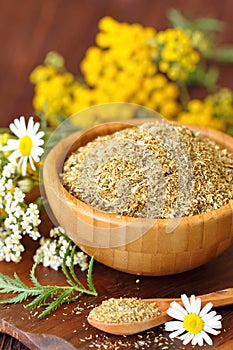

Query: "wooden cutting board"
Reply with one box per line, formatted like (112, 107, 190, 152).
(0, 216, 233, 349)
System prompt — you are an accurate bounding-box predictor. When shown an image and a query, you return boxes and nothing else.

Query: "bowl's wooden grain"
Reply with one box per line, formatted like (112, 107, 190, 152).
(43, 121, 233, 275)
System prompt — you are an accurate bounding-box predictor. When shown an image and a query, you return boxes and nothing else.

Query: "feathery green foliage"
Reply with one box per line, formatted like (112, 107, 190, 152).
(0, 251, 97, 319)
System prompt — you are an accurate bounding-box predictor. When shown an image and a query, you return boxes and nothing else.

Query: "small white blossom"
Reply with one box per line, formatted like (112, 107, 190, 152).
(13, 187, 25, 203)
(2, 162, 16, 178)
(5, 178, 13, 190)
(34, 226, 89, 271)
(0, 160, 41, 263)
(28, 229, 41, 240)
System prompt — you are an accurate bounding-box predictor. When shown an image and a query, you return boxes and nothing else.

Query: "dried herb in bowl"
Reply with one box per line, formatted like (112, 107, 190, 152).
(62, 121, 233, 218)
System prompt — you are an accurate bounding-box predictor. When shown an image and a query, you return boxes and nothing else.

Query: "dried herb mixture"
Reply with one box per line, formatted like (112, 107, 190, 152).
(62, 122, 233, 218)
(88, 297, 160, 323)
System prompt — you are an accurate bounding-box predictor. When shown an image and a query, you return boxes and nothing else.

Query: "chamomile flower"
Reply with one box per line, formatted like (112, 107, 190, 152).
(165, 294, 222, 346)
(4, 116, 44, 176)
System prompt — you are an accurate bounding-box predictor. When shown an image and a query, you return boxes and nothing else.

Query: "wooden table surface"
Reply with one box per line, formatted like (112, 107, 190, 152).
(0, 1, 232, 349)
(0, 211, 233, 350)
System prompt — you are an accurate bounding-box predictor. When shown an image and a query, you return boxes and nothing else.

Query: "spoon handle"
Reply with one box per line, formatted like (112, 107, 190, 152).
(198, 288, 233, 307)
(144, 288, 233, 308)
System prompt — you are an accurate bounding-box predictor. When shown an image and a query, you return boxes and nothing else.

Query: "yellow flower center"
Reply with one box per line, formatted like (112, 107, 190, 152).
(19, 135, 33, 156)
(0, 208, 6, 216)
(183, 314, 204, 335)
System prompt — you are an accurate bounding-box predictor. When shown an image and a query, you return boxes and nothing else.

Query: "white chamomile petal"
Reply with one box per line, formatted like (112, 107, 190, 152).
(165, 320, 183, 331)
(181, 294, 192, 313)
(9, 123, 20, 138)
(199, 302, 213, 317)
(33, 129, 44, 139)
(31, 147, 44, 157)
(211, 314, 222, 322)
(202, 310, 217, 320)
(196, 333, 204, 347)
(34, 138, 44, 146)
(29, 156, 36, 171)
(33, 126, 42, 139)
(166, 307, 185, 321)
(27, 117, 35, 134)
(170, 301, 188, 316)
(169, 327, 185, 338)
(196, 297, 202, 314)
(200, 330, 213, 345)
(16, 116, 27, 135)
(17, 156, 24, 168)
(205, 314, 222, 324)
(31, 153, 40, 162)
(191, 333, 203, 346)
(4, 139, 19, 150)
(21, 156, 28, 176)
(204, 325, 221, 335)
(9, 120, 23, 138)
(20, 116, 27, 132)
(206, 321, 222, 329)
(29, 117, 40, 136)
(33, 124, 41, 136)
(181, 332, 194, 345)
(9, 150, 21, 161)
(190, 294, 198, 313)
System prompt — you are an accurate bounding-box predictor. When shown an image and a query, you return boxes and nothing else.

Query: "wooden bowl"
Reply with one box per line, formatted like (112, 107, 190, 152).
(43, 120, 233, 276)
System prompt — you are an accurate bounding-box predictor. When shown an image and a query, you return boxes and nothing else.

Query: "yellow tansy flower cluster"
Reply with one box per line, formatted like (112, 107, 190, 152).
(30, 17, 181, 127)
(177, 88, 233, 132)
(151, 28, 200, 81)
(178, 99, 211, 127)
(29, 16, 232, 134)
(206, 88, 233, 134)
(205, 88, 233, 122)
(70, 16, 180, 122)
(30, 65, 80, 127)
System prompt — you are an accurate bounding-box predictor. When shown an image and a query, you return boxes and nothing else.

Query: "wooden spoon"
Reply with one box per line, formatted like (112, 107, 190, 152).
(87, 288, 233, 335)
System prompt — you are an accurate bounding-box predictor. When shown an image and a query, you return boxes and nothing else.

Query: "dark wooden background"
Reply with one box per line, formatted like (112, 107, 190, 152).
(0, 1, 232, 349)
(0, 0, 233, 127)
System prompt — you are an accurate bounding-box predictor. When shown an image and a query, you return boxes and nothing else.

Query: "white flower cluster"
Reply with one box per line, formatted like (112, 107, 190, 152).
(0, 161, 41, 263)
(33, 226, 89, 271)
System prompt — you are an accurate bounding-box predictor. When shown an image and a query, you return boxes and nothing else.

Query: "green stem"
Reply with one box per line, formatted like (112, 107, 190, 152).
(179, 81, 190, 109)
(40, 284, 98, 296)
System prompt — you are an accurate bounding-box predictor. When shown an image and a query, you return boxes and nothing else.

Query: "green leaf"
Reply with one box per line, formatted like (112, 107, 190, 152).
(68, 245, 84, 288)
(205, 46, 233, 63)
(35, 197, 44, 210)
(0, 292, 31, 304)
(30, 259, 42, 288)
(38, 289, 74, 319)
(186, 64, 219, 92)
(25, 287, 55, 309)
(167, 8, 189, 29)
(167, 8, 224, 33)
(0, 273, 28, 293)
(190, 17, 224, 33)
(0, 128, 10, 134)
(87, 256, 96, 293)
(0, 250, 97, 318)
(61, 244, 75, 287)
(67, 291, 83, 304)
